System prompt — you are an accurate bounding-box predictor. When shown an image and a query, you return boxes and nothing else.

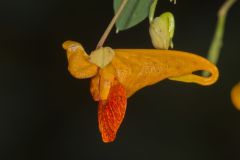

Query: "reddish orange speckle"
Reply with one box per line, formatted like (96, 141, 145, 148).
(98, 80, 127, 143)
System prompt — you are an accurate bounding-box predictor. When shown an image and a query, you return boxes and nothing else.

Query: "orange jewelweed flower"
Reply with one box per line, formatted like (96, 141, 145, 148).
(231, 82, 240, 110)
(63, 40, 219, 143)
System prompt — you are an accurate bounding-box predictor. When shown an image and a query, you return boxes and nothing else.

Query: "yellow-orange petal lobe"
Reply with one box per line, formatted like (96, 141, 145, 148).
(98, 80, 127, 143)
(112, 49, 219, 97)
(231, 82, 240, 110)
(90, 74, 100, 101)
(90, 65, 116, 102)
(63, 40, 98, 79)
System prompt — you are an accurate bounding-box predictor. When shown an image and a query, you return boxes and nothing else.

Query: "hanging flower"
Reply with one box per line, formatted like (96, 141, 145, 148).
(63, 40, 219, 143)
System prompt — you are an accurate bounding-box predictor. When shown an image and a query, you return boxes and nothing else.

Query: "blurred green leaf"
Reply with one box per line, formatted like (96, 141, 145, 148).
(114, 0, 154, 32)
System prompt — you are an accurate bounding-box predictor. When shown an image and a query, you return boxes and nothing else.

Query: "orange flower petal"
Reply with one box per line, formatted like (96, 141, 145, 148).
(98, 80, 127, 143)
(112, 49, 219, 97)
(231, 82, 240, 110)
(90, 65, 116, 101)
(90, 74, 100, 101)
(63, 41, 98, 79)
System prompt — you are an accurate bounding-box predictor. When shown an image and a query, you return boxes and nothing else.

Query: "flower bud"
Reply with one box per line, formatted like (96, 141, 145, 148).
(149, 12, 175, 49)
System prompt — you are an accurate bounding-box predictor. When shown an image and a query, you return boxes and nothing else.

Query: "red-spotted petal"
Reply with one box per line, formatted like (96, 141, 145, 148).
(98, 80, 127, 143)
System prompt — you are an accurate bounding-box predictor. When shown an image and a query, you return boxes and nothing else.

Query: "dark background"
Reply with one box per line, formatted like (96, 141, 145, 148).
(0, 0, 240, 160)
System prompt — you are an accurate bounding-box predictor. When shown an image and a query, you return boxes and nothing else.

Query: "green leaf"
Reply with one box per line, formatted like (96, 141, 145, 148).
(114, 0, 154, 32)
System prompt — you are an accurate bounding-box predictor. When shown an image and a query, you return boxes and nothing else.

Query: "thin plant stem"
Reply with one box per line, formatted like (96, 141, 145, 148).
(149, 0, 158, 23)
(96, 0, 128, 49)
(149, 0, 176, 23)
(203, 0, 236, 76)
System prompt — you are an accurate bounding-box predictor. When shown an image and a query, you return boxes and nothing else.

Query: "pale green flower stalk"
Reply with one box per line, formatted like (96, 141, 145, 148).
(96, 0, 128, 49)
(203, 0, 237, 76)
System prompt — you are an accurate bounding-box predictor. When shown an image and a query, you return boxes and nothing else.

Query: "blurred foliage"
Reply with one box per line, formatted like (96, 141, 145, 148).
(203, 0, 237, 76)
